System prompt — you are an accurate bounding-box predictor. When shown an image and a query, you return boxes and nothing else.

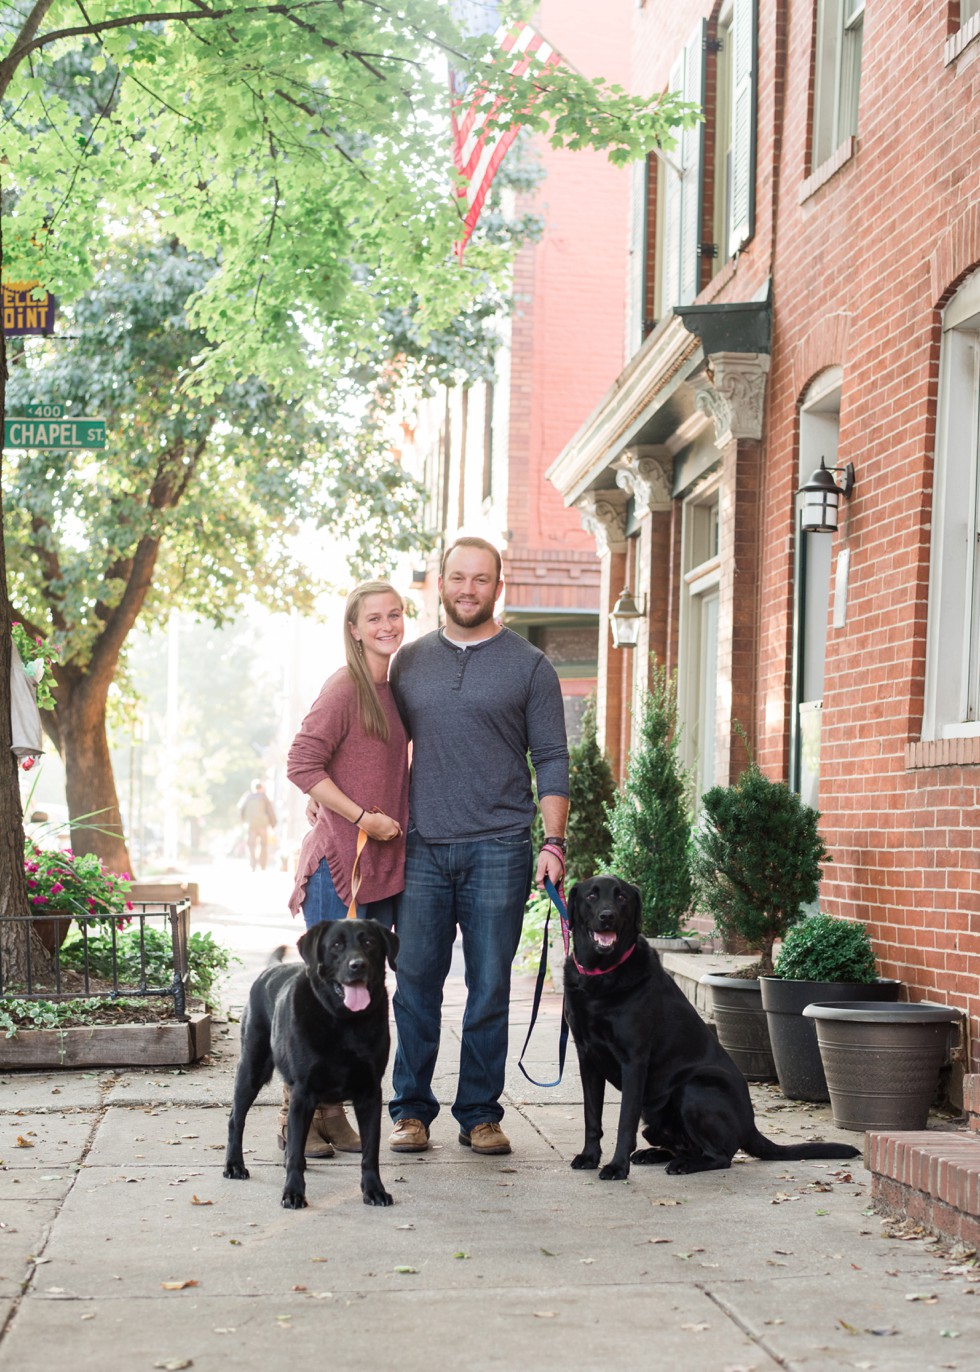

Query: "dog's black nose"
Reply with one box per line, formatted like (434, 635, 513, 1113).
(347, 956, 367, 976)
(597, 911, 615, 929)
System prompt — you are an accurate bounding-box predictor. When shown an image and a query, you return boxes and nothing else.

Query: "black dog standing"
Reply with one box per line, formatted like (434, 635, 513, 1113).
(224, 920, 399, 1209)
(564, 875, 861, 1181)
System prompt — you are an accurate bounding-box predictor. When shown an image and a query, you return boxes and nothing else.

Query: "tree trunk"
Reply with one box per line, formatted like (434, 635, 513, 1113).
(0, 188, 53, 986)
(58, 676, 133, 877)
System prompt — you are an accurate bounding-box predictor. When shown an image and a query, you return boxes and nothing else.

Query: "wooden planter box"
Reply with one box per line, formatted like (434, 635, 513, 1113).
(0, 1011, 211, 1069)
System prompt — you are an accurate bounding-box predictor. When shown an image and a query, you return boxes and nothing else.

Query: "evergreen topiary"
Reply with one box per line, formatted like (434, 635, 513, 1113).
(607, 661, 692, 937)
(692, 763, 829, 973)
(565, 694, 616, 884)
(772, 912, 877, 983)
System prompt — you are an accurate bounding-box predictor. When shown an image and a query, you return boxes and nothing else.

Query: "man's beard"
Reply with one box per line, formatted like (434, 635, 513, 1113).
(442, 593, 495, 629)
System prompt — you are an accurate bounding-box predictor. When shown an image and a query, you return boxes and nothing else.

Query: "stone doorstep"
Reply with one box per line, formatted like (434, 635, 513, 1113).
(866, 1130, 980, 1248)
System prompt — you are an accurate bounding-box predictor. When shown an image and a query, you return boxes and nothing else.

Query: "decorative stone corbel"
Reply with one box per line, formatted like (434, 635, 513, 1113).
(577, 489, 629, 556)
(612, 446, 673, 515)
(693, 351, 771, 449)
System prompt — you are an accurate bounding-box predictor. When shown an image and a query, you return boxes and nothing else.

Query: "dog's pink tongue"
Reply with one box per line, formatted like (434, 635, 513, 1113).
(594, 932, 617, 948)
(343, 982, 371, 1012)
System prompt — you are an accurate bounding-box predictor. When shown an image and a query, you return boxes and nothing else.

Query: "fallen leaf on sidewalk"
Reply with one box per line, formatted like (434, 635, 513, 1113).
(906, 1293, 939, 1303)
(636, 1237, 672, 1245)
(532, 1311, 557, 1319)
(161, 1280, 199, 1291)
(393, 1266, 418, 1274)
(190, 1196, 213, 1206)
(153, 1361, 192, 1370)
(15, 1137, 34, 1148)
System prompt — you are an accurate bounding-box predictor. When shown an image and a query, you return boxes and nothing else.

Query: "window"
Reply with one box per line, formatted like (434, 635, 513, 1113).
(679, 485, 721, 796)
(962, 0, 980, 24)
(812, 0, 864, 168)
(790, 370, 842, 804)
(723, 0, 757, 258)
(923, 270, 980, 740)
(660, 22, 706, 312)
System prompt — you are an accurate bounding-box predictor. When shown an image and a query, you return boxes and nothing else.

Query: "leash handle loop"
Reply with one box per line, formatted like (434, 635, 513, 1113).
(517, 876, 570, 1088)
(346, 827, 369, 919)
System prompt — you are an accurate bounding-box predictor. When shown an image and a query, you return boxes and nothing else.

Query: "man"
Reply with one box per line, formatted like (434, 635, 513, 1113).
(239, 779, 277, 872)
(388, 537, 569, 1157)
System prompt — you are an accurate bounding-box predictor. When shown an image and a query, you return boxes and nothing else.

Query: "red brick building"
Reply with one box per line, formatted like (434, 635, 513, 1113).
(548, 0, 980, 1094)
(404, 0, 632, 737)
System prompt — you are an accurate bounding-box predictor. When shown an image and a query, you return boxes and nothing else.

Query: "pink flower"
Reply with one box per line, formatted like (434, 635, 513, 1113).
(30, 895, 48, 906)
(50, 882, 64, 894)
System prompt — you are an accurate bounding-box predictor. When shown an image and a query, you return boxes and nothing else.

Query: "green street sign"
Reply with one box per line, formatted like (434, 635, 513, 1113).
(3, 416, 106, 450)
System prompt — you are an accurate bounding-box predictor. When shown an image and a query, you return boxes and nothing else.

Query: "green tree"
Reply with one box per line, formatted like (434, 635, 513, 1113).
(566, 695, 615, 885)
(607, 662, 693, 937)
(0, 2, 698, 969)
(6, 238, 427, 874)
(692, 764, 830, 974)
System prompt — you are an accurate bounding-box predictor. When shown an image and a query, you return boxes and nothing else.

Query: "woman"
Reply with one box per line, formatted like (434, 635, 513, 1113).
(282, 579, 409, 1156)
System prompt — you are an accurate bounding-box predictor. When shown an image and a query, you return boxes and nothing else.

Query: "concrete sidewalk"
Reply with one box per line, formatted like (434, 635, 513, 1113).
(1, 875, 978, 1371)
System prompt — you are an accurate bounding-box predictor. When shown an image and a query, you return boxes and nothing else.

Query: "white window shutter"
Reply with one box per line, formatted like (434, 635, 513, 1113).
(661, 52, 685, 313)
(680, 20, 706, 305)
(729, 0, 757, 256)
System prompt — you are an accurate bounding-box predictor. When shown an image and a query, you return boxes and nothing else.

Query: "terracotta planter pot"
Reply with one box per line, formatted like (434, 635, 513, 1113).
(759, 977, 902, 1102)
(699, 973, 776, 1082)
(802, 1001, 964, 1131)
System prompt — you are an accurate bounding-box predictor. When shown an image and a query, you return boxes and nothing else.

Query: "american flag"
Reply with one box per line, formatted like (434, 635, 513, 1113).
(450, 20, 562, 259)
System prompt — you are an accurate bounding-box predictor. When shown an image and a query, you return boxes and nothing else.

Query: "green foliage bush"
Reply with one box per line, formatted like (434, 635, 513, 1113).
(60, 927, 237, 1006)
(692, 763, 829, 973)
(607, 662, 692, 937)
(566, 695, 615, 884)
(772, 913, 878, 983)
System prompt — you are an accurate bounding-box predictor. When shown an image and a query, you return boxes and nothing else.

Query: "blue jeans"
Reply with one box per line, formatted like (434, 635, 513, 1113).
(390, 828, 533, 1132)
(302, 857, 397, 930)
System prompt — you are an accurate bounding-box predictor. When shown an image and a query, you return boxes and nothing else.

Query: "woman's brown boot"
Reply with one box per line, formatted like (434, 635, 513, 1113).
(277, 1084, 335, 1158)
(315, 1103, 361, 1152)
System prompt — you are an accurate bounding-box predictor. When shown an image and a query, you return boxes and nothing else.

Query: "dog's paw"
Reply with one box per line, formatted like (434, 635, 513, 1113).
(223, 1162, 249, 1181)
(570, 1151, 600, 1170)
(281, 1189, 309, 1210)
(630, 1147, 672, 1167)
(362, 1187, 393, 1207)
(598, 1159, 630, 1181)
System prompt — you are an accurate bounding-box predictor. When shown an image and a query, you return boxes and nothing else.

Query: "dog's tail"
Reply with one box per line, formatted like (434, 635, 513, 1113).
(267, 945, 288, 967)
(744, 1125, 861, 1162)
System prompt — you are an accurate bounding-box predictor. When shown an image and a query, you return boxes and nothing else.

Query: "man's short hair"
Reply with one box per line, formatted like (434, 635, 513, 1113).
(440, 537, 502, 583)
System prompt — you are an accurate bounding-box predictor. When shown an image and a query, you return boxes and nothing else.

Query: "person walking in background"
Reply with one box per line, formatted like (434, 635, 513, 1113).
(283, 579, 409, 1157)
(238, 780, 277, 871)
(387, 537, 569, 1158)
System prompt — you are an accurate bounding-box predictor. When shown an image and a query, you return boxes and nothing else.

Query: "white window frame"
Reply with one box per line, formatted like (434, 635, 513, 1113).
(679, 482, 722, 796)
(923, 269, 980, 740)
(812, 0, 864, 168)
(660, 22, 706, 312)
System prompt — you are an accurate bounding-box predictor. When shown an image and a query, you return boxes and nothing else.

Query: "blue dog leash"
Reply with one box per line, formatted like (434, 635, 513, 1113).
(517, 875, 570, 1087)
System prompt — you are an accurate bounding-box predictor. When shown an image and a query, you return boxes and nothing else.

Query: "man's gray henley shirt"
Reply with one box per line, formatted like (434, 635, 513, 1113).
(389, 626, 569, 843)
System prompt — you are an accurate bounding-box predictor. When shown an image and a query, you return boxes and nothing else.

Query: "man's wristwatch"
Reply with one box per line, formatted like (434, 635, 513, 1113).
(543, 836, 567, 853)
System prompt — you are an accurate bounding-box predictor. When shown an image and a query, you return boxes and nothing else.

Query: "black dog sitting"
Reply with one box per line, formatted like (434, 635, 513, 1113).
(563, 875, 861, 1181)
(224, 919, 398, 1209)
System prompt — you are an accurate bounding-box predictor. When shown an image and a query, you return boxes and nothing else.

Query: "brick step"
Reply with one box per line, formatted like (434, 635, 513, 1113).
(866, 1130, 980, 1247)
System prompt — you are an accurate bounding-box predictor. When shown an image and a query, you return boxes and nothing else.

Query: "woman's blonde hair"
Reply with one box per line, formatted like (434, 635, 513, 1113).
(344, 579, 403, 742)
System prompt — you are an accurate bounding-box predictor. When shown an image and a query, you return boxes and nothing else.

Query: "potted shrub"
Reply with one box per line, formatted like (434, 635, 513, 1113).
(693, 762, 828, 1080)
(759, 913, 901, 1101)
(607, 661, 693, 945)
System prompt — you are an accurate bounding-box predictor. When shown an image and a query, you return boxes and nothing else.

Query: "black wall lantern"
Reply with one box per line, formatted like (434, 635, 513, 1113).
(799, 458, 855, 533)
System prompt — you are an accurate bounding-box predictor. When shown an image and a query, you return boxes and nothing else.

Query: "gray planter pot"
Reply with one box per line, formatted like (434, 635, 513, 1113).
(803, 1001, 964, 1131)
(700, 973, 776, 1081)
(759, 977, 901, 1102)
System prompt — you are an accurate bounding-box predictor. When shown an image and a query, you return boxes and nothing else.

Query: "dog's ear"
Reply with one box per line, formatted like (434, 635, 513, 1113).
(566, 881, 582, 927)
(297, 922, 333, 969)
(381, 926, 399, 971)
(625, 881, 643, 937)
